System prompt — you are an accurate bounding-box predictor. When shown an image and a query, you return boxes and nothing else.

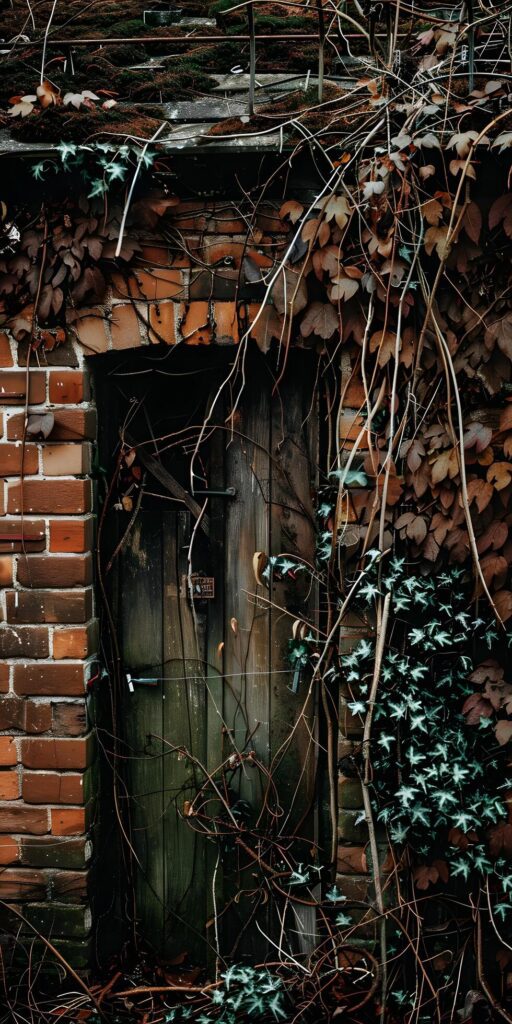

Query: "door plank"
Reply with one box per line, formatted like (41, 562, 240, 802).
(162, 511, 208, 959)
(122, 511, 165, 951)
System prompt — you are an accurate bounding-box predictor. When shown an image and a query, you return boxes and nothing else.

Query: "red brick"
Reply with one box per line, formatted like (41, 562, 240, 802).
(51, 806, 86, 835)
(20, 737, 90, 771)
(13, 662, 86, 697)
(0, 443, 38, 476)
(49, 371, 87, 405)
(0, 625, 49, 658)
(0, 836, 19, 863)
(42, 443, 90, 476)
(114, 269, 184, 302)
(0, 556, 13, 585)
(22, 772, 85, 805)
(24, 702, 52, 734)
(16, 554, 92, 588)
(71, 308, 109, 355)
(0, 663, 8, 693)
(179, 302, 212, 345)
(111, 303, 143, 350)
(8, 479, 92, 515)
(7, 408, 96, 442)
(0, 772, 19, 800)
(0, 334, 13, 368)
(149, 302, 177, 345)
(0, 519, 46, 553)
(0, 738, 17, 766)
(0, 804, 48, 833)
(0, 868, 46, 899)
(0, 697, 51, 733)
(0, 371, 46, 405)
(337, 846, 368, 874)
(51, 703, 87, 737)
(49, 518, 94, 553)
(53, 625, 96, 660)
(6, 589, 93, 624)
(51, 869, 88, 901)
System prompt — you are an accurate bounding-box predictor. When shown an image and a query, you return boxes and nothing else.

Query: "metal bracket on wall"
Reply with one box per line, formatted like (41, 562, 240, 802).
(192, 487, 237, 498)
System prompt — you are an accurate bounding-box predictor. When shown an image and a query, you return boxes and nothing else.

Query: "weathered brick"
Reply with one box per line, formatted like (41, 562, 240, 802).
(7, 408, 96, 442)
(20, 835, 89, 869)
(0, 771, 19, 800)
(22, 772, 85, 805)
(0, 625, 49, 659)
(49, 518, 94, 553)
(0, 804, 48, 834)
(6, 588, 93, 624)
(19, 903, 91, 939)
(0, 663, 8, 693)
(51, 807, 86, 835)
(149, 302, 177, 345)
(338, 811, 368, 844)
(51, 702, 88, 736)
(0, 443, 39, 476)
(71, 308, 109, 355)
(0, 556, 13, 585)
(0, 836, 19, 864)
(337, 845, 368, 874)
(0, 519, 46, 553)
(0, 371, 46, 405)
(116, 269, 185, 302)
(48, 371, 87, 405)
(13, 662, 86, 696)
(0, 869, 46, 899)
(179, 301, 212, 345)
(0, 334, 13, 368)
(42, 443, 91, 476)
(8, 479, 92, 515)
(0, 697, 51, 734)
(16, 554, 92, 588)
(0, 738, 17, 766)
(51, 869, 88, 902)
(20, 736, 90, 771)
(53, 624, 97, 660)
(110, 302, 144, 350)
(338, 777, 364, 810)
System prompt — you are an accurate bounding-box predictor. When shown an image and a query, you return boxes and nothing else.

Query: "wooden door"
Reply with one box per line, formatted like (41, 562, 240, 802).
(113, 347, 318, 962)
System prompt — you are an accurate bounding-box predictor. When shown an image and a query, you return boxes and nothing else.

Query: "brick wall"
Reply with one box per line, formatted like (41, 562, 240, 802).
(0, 196, 360, 966)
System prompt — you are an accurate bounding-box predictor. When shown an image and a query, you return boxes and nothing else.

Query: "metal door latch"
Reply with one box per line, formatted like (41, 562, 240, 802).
(192, 487, 237, 498)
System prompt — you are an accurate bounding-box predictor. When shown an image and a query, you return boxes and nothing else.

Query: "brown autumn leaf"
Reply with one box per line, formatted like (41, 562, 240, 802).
(36, 80, 60, 108)
(431, 447, 459, 485)
(271, 268, 308, 316)
(477, 522, 508, 554)
(26, 412, 55, 440)
(462, 201, 482, 244)
(489, 194, 512, 237)
(323, 195, 351, 230)
(448, 826, 479, 851)
(420, 198, 444, 226)
(312, 245, 341, 280)
(300, 302, 338, 340)
(485, 312, 512, 359)
(494, 590, 512, 622)
(369, 329, 397, 367)
(488, 821, 512, 856)
(463, 421, 492, 453)
(487, 462, 512, 491)
(462, 692, 493, 725)
(413, 864, 439, 890)
(495, 720, 512, 746)
(301, 218, 330, 247)
(480, 553, 508, 587)
(329, 273, 359, 303)
(469, 660, 504, 685)
(465, 478, 494, 513)
(424, 225, 451, 259)
(500, 405, 512, 432)
(279, 199, 304, 224)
